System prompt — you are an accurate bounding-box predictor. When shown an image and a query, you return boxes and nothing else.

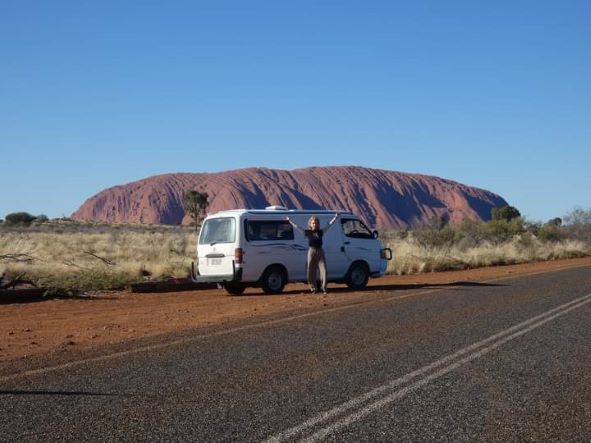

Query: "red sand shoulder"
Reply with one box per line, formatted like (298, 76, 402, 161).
(1, 257, 589, 366)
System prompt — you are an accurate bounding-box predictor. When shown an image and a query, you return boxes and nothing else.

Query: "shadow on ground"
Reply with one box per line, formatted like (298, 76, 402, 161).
(0, 390, 120, 397)
(247, 280, 506, 297)
(0, 290, 118, 305)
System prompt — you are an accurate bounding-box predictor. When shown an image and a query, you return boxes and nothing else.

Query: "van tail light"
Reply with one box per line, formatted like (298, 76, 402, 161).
(380, 248, 392, 260)
(235, 248, 245, 264)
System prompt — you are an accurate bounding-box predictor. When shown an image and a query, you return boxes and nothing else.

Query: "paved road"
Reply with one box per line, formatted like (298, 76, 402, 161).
(1, 266, 590, 441)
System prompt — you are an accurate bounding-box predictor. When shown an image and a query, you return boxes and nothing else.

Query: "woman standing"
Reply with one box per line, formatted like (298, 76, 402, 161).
(285, 212, 340, 294)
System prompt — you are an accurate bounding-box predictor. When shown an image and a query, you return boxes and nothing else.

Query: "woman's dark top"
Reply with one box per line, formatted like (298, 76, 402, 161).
(305, 229, 323, 248)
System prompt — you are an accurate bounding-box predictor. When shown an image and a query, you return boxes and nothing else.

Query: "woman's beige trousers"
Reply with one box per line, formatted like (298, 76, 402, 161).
(307, 247, 326, 291)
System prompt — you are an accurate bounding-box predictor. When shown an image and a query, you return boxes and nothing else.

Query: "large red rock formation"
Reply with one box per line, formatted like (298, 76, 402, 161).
(71, 166, 508, 229)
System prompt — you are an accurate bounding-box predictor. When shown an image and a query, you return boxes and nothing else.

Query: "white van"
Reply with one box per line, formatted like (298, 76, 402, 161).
(192, 206, 392, 295)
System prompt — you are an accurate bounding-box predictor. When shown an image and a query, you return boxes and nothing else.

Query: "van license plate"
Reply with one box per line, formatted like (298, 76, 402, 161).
(208, 258, 222, 266)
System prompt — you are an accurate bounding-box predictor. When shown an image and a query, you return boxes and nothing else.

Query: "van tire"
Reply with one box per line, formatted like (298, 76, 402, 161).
(261, 266, 287, 294)
(346, 262, 369, 290)
(224, 284, 246, 296)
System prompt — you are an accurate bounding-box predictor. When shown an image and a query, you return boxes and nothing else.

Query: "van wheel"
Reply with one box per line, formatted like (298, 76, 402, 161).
(261, 266, 286, 294)
(224, 284, 246, 296)
(346, 263, 369, 290)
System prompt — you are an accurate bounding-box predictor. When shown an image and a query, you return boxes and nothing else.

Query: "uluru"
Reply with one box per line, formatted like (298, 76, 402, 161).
(71, 166, 508, 229)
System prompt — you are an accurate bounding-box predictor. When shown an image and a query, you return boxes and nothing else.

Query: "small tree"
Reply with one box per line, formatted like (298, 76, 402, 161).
(563, 207, 591, 243)
(183, 190, 209, 230)
(491, 205, 521, 222)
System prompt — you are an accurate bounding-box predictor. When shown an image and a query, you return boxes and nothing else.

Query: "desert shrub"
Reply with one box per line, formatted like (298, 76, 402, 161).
(35, 214, 49, 223)
(413, 225, 455, 249)
(411, 215, 455, 249)
(482, 218, 525, 243)
(381, 207, 590, 276)
(5, 212, 37, 226)
(537, 222, 564, 242)
(491, 205, 521, 222)
(563, 207, 591, 243)
(454, 219, 488, 249)
(523, 220, 541, 236)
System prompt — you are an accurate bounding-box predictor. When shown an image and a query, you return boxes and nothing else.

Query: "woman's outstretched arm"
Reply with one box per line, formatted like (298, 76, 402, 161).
(322, 212, 340, 232)
(285, 216, 305, 233)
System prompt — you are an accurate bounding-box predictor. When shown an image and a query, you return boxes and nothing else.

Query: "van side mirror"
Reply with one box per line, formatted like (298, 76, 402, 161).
(372, 230, 379, 239)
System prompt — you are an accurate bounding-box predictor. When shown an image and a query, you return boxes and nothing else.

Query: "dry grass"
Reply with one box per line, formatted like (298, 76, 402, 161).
(0, 224, 197, 290)
(383, 233, 590, 275)
(1, 221, 589, 291)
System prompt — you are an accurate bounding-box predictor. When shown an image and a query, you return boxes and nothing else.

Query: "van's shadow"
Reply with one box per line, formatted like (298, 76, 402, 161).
(0, 291, 119, 305)
(274, 280, 505, 296)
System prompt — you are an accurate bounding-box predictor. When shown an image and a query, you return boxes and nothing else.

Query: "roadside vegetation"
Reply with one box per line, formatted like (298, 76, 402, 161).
(382, 207, 591, 274)
(0, 218, 197, 292)
(1, 207, 590, 292)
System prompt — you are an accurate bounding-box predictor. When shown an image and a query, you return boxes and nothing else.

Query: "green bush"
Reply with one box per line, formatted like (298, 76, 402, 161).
(454, 219, 487, 248)
(5, 212, 37, 226)
(35, 214, 49, 223)
(414, 225, 455, 248)
(491, 205, 521, 222)
(483, 218, 525, 243)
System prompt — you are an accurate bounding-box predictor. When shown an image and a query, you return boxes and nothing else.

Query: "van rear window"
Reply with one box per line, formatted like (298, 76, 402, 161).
(199, 218, 236, 245)
(245, 220, 294, 241)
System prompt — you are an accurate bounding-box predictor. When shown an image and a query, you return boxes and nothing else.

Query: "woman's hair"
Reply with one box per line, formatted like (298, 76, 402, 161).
(307, 216, 319, 229)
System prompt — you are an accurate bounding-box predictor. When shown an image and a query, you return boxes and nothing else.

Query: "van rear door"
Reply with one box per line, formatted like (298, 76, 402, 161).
(198, 216, 237, 278)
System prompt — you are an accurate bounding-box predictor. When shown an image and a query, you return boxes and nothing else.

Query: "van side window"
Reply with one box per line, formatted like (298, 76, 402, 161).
(341, 219, 373, 239)
(245, 220, 294, 241)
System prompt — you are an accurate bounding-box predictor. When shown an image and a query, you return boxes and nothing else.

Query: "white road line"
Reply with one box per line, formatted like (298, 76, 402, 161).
(266, 293, 591, 442)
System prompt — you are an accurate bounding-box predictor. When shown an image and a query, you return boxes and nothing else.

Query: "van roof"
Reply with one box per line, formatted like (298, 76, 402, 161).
(205, 208, 354, 217)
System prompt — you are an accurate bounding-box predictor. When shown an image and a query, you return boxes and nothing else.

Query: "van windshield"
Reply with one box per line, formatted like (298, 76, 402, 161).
(341, 218, 373, 239)
(199, 218, 236, 245)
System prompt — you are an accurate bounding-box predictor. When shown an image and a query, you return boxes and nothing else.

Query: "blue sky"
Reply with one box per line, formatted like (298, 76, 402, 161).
(1, 1, 589, 222)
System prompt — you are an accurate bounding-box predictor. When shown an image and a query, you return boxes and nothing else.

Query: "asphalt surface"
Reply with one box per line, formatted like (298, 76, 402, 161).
(1, 266, 590, 442)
